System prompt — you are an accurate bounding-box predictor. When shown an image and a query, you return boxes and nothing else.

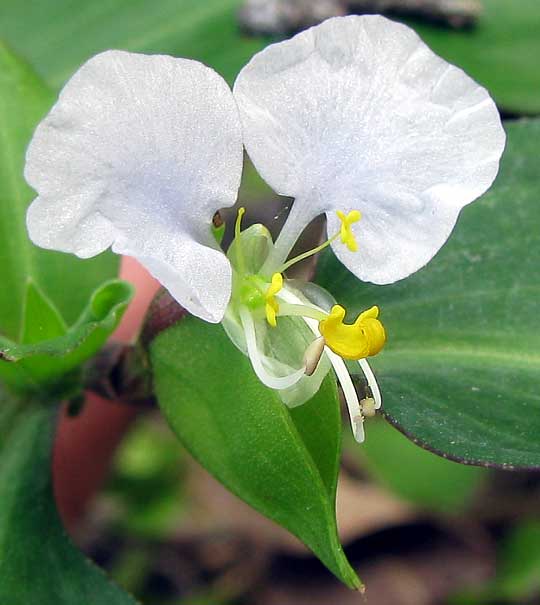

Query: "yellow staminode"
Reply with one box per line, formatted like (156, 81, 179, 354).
(319, 304, 386, 360)
(276, 209, 362, 274)
(336, 210, 361, 252)
(265, 273, 283, 327)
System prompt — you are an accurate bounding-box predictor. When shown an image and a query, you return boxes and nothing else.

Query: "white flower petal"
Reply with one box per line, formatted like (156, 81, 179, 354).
(239, 307, 306, 390)
(234, 15, 505, 282)
(25, 50, 243, 322)
(115, 234, 232, 323)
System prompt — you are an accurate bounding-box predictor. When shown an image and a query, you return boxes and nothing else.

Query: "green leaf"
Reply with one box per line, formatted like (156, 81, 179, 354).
(315, 118, 540, 469)
(0, 280, 133, 397)
(0, 43, 119, 341)
(0, 0, 265, 89)
(0, 390, 137, 603)
(353, 419, 486, 512)
(19, 279, 67, 344)
(410, 0, 540, 114)
(150, 317, 360, 589)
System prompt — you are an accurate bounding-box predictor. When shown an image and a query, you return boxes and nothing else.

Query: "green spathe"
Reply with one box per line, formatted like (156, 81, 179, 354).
(151, 317, 361, 589)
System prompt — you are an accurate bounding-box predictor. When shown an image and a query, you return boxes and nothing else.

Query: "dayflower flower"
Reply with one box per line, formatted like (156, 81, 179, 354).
(24, 15, 505, 442)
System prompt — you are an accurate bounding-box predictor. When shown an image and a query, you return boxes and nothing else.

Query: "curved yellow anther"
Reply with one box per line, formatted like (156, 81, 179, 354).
(319, 304, 386, 360)
(265, 273, 283, 327)
(336, 210, 361, 252)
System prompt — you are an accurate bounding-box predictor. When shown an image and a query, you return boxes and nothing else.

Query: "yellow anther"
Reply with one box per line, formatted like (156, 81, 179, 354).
(265, 273, 283, 327)
(277, 209, 361, 274)
(319, 304, 386, 360)
(336, 210, 361, 252)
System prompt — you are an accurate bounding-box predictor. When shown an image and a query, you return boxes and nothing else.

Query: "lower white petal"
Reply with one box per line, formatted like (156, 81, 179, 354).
(239, 307, 306, 390)
(115, 235, 232, 324)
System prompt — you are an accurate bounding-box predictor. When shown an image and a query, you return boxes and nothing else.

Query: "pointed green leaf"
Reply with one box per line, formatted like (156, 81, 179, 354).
(0, 280, 133, 396)
(0, 43, 119, 341)
(150, 317, 360, 589)
(0, 390, 137, 603)
(315, 119, 540, 469)
(20, 279, 67, 344)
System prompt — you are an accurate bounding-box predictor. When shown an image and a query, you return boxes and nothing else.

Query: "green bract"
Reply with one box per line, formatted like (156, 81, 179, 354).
(150, 318, 360, 589)
(224, 222, 334, 409)
(0, 279, 133, 398)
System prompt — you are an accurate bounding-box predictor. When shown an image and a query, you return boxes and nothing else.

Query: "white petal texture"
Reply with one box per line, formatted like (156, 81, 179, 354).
(25, 50, 243, 322)
(234, 15, 506, 283)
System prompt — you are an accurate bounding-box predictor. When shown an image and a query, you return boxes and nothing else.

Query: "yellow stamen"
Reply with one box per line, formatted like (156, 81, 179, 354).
(234, 207, 247, 274)
(361, 397, 377, 418)
(336, 210, 361, 252)
(275, 209, 362, 274)
(265, 273, 283, 327)
(277, 232, 340, 273)
(319, 304, 386, 360)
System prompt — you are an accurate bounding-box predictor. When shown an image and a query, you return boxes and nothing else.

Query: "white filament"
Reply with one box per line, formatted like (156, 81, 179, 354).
(358, 358, 382, 409)
(278, 288, 370, 443)
(324, 347, 365, 443)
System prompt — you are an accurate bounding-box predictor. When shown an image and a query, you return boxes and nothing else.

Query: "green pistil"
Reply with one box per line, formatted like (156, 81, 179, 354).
(234, 207, 247, 275)
(277, 302, 327, 322)
(238, 274, 266, 310)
